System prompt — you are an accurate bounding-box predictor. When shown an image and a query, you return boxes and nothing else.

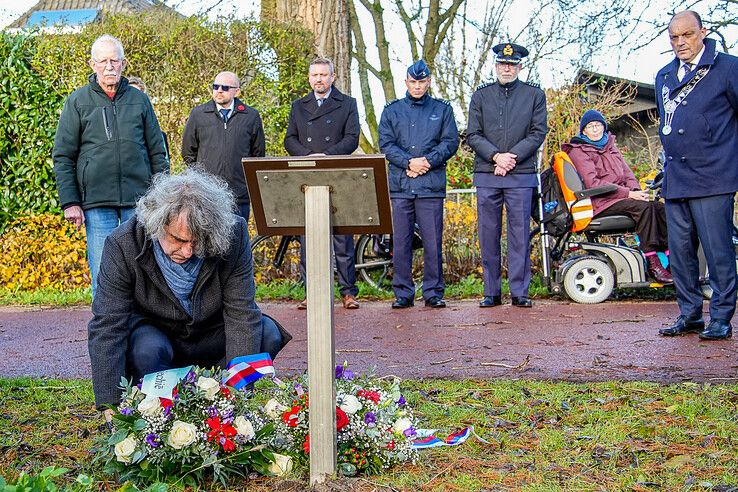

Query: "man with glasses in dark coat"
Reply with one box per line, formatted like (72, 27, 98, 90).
(182, 71, 265, 223)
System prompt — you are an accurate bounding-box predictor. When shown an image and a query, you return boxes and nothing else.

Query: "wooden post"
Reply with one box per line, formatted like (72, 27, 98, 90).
(304, 185, 336, 484)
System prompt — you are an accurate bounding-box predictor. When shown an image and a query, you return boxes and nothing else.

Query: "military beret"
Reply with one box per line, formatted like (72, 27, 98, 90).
(492, 43, 529, 65)
(407, 59, 430, 80)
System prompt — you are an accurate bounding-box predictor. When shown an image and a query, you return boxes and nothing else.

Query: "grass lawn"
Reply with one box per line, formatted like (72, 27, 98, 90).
(1, 377, 736, 491)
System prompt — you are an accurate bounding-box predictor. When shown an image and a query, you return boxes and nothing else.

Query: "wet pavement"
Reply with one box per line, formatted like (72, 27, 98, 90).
(1, 299, 737, 383)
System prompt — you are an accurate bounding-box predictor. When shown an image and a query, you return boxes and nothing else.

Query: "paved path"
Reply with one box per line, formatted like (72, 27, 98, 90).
(1, 300, 737, 383)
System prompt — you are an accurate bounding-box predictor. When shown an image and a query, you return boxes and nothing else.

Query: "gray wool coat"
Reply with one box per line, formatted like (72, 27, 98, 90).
(88, 216, 262, 407)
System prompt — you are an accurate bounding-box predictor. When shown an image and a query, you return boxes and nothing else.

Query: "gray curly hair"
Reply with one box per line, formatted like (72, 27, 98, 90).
(136, 168, 237, 258)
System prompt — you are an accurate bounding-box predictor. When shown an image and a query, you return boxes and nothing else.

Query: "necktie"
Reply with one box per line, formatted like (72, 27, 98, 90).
(316, 98, 324, 107)
(219, 108, 230, 122)
(682, 63, 693, 79)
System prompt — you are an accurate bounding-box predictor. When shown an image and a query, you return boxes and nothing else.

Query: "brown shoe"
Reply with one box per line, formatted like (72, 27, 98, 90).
(297, 298, 307, 310)
(342, 294, 359, 309)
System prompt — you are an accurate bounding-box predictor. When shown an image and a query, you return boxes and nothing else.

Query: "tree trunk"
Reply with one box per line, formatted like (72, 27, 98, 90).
(261, 0, 351, 93)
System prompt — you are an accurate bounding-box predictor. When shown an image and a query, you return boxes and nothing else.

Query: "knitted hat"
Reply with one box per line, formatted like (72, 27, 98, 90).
(579, 109, 608, 133)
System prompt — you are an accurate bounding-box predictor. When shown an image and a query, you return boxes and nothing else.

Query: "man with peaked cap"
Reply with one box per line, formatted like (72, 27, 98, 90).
(656, 11, 738, 340)
(378, 60, 459, 308)
(466, 43, 548, 308)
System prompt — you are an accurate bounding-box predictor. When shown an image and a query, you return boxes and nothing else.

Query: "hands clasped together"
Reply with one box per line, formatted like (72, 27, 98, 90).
(406, 156, 431, 178)
(493, 152, 517, 176)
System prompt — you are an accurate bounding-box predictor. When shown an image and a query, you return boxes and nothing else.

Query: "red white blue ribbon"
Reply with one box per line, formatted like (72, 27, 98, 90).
(411, 426, 489, 449)
(224, 353, 275, 390)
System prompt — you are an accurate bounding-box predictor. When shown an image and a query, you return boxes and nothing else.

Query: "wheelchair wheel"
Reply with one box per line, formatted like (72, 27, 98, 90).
(562, 256, 615, 304)
(250, 235, 302, 284)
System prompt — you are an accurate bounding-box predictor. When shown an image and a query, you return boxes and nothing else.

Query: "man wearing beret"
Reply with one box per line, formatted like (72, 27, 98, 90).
(467, 43, 548, 308)
(656, 11, 738, 340)
(378, 60, 460, 308)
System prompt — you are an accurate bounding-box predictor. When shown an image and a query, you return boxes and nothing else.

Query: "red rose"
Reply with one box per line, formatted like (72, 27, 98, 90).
(387, 440, 395, 450)
(303, 434, 310, 454)
(220, 386, 231, 398)
(336, 407, 349, 431)
(159, 397, 173, 409)
(238, 104, 245, 111)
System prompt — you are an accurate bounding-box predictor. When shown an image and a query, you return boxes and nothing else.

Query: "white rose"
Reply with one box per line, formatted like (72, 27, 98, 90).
(137, 396, 162, 417)
(392, 418, 413, 435)
(114, 436, 137, 464)
(338, 394, 362, 414)
(264, 399, 288, 419)
(166, 420, 199, 449)
(196, 377, 221, 400)
(268, 453, 293, 476)
(233, 416, 255, 439)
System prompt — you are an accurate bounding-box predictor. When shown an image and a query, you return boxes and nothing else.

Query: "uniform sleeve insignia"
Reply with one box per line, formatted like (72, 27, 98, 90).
(384, 99, 400, 108)
(524, 80, 541, 89)
(475, 82, 492, 91)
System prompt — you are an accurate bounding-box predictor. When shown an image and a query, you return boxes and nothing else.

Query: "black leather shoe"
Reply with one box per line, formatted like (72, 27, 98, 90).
(391, 297, 414, 309)
(658, 315, 705, 336)
(699, 319, 733, 340)
(511, 296, 533, 308)
(479, 295, 502, 308)
(425, 296, 446, 308)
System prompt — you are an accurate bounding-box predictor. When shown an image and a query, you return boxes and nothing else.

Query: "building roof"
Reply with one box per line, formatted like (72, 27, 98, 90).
(576, 69, 656, 116)
(9, 0, 171, 29)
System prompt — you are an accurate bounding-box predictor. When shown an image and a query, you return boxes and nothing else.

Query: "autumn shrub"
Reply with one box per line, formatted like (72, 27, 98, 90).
(0, 214, 89, 291)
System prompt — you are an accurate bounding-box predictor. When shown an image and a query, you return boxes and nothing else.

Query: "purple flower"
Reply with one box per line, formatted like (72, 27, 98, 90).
(403, 427, 417, 438)
(163, 406, 172, 418)
(364, 412, 376, 425)
(335, 365, 344, 379)
(120, 407, 133, 415)
(208, 406, 219, 418)
(335, 365, 354, 380)
(397, 394, 406, 406)
(185, 370, 196, 383)
(146, 433, 160, 447)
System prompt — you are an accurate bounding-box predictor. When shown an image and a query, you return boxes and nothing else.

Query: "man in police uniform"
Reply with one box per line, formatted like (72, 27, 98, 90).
(378, 60, 459, 308)
(284, 57, 361, 310)
(467, 43, 548, 308)
(656, 11, 738, 340)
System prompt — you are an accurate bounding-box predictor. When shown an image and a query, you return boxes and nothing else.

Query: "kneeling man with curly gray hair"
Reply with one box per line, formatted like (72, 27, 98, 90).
(88, 168, 290, 415)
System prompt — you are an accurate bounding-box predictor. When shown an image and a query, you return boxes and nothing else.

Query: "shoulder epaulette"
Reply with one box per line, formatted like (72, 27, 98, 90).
(433, 97, 451, 105)
(384, 99, 400, 108)
(524, 80, 541, 89)
(475, 82, 492, 91)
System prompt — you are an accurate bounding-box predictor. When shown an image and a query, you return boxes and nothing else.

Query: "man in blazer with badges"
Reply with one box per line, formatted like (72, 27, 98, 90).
(378, 60, 459, 309)
(466, 43, 548, 309)
(284, 57, 361, 310)
(656, 11, 738, 340)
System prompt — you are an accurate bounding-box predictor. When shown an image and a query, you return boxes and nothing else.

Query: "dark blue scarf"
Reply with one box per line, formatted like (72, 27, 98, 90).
(153, 239, 204, 316)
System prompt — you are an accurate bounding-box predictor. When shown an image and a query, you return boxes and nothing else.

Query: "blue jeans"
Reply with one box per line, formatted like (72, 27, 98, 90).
(127, 314, 286, 382)
(84, 207, 136, 298)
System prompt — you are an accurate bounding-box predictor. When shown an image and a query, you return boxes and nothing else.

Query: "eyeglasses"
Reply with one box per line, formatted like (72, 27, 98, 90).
(212, 84, 237, 91)
(586, 122, 605, 129)
(93, 58, 123, 67)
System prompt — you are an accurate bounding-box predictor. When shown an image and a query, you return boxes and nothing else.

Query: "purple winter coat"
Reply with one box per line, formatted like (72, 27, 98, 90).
(561, 133, 640, 216)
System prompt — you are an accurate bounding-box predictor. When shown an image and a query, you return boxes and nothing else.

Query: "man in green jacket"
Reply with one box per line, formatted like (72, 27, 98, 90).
(53, 34, 169, 298)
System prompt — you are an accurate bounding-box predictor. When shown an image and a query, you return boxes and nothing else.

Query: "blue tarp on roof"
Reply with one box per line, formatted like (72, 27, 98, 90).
(26, 9, 99, 27)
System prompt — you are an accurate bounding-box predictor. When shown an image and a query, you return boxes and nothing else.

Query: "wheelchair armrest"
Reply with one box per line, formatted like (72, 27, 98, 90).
(573, 184, 618, 200)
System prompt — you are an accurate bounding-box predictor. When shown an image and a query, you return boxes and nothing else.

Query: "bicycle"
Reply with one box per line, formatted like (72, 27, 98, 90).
(250, 228, 424, 292)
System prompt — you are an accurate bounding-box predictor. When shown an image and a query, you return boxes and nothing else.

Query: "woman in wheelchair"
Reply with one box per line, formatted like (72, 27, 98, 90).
(561, 109, 673, 284)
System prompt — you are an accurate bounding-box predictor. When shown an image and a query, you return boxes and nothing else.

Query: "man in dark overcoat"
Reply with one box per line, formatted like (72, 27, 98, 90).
(656, 11, 738, 340)
(284, 57, 361, 309)
(378, 60, 459, 308)
(466, 43, 548, 308)
(182, 70, 265, 222)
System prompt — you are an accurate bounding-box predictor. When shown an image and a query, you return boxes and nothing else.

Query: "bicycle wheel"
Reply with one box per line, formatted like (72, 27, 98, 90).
(250, 235, 302, 284)
(354, 234, 423, 293)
